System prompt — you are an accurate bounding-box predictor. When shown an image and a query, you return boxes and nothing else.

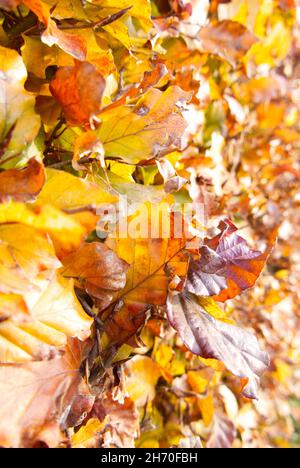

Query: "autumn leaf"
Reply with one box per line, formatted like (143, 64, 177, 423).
(156, 157, 187, 193)
(0, 0, 298, 449)
(37, 168, 117, 210)
(0, 293, 29, 324)
(166, 292, 270, 399)
(92, 0, 152, 49)
(103, 204, 190, 345)
(0, 46, 41, 168)
(123, 355, 161, 407)
(97, 87, 191, 164)
(0, 223, 92, 362)
(0, 202, 88, 251)
(206, 414, 236, 449)
(71, 418, 108, 448)
(91, 392, 139, 448)
(23, 0, 87, 60)
(50, 62, 106, 125)
(61, 243, 129, 309)
(0, 223, 60, 295)
(0, 339, 93, 448)
(186, 219, 273, 301)
(0, 273, 93, 363)
(0, 158, 45, 202)
(198, 20, 258, 66)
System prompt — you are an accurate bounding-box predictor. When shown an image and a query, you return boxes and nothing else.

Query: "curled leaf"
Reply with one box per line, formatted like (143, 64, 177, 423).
(23, 0, 87, 60)
(156, 158, 187, 193)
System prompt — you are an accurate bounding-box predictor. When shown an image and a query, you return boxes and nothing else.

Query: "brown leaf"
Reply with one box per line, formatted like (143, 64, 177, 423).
(92, 392, 139, 448)
(0, 159, 45, 203)
(0, 339, 93, 448)
(186, 219, 273, 301)
(206, 414, 236, 449)
(61, 243, 129, 310)
(103, 204, 190, 346)
(166, 292, 270, 399)
(198, 20, 258, 66)
(50, 62, 106, 125)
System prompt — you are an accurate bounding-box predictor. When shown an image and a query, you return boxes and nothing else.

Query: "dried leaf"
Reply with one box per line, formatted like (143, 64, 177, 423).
(186, 219, 272, 301)
(206, 415, 236, 449)
(92, 392, 139, 448)
(0, 159, 45, 202)
(97, 87, 191, 164)
(198, 20, 257, 66)
(0, 46, 41, 167)
(0, 339, 93, 448)
(167, 292, 270, 399)
(62, 243, 129, 309)
(50, 62, 106, 125)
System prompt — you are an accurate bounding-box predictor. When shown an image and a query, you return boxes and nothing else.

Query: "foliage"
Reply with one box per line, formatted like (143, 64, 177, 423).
(0, 0, 299, 448)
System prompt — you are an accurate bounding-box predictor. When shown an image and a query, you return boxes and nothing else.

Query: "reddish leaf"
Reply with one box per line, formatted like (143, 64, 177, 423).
(0, 159, 45, 203)
(166, 292, 270, 399)
(50, 62, 106, 125)
(186, 219, 273, 301)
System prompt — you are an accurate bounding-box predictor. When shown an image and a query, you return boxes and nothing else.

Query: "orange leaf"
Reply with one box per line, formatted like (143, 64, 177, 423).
(50, 62, 105, 125)
(0, 159, 45, 203)
(61, 242, 129, 310)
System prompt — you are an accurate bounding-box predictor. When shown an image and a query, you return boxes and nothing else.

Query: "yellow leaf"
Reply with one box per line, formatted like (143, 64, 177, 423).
(197, 297, 234, 323)
(71, 418, 107, 448)
(187, 370, 212, 394)
(97, 87, 190, 164)
(0, 46, 41, 168)
(198, 392, 214, 427)
(0, 202, 88, 250)
(124, 356, 161, 407)
(37, 169, 117, 209)
(0, 273, 92, 363)
(0, 224, 60, 295)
